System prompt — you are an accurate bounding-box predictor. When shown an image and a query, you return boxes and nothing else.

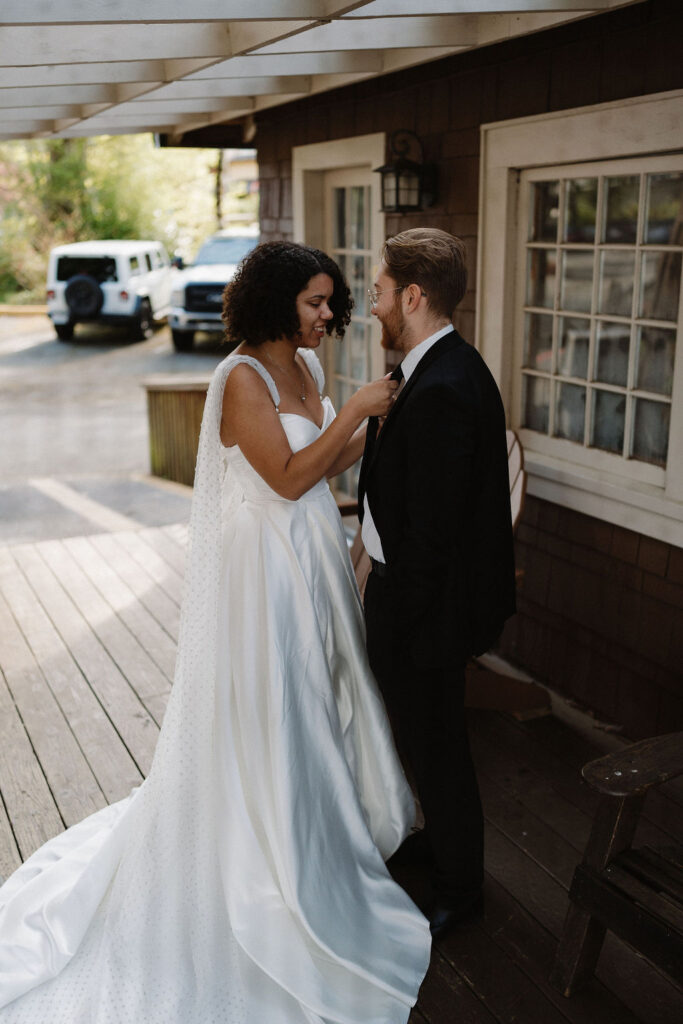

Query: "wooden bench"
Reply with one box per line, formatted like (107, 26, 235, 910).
(551, 732, 683, 995)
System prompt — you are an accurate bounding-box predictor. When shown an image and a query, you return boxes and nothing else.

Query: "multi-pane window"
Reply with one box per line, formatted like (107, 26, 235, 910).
(520, 165, 682, 471)
(327, 180, 375, 497)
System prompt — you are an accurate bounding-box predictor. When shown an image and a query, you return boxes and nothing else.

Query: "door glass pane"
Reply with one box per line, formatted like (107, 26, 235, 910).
(349, 254, 366, 313)
(595, 322, 630, 387)
(523, 312, 553, 371)
(349, 186, 366, 249)
(591, 390, 625, 453)
(632, 399, 670, 465)
(598, 250, 635, 317)
(558, 317, 589, 379)
(333, 188, 346, 249)
(636, 326, 676, 396)
(350, 321, 368, 381)
(335, 337, 349, 377)
(560, 250, 594, 312)
(522, 375, 549, 433)
(645, 172, 683, 244)
(526, 250, 556, 308)
(554, 382, 586, 443)
(603, 175, 639, 243)
(563, 178, 597, 243)
(640, 251, 682, 322)
(529, 181, 559, 242)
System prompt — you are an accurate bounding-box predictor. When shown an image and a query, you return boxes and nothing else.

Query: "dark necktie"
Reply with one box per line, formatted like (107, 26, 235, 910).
(358, 363, 403, 521)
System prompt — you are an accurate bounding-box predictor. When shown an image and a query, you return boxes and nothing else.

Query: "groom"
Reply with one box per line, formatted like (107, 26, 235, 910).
(358, 228, 516, 938)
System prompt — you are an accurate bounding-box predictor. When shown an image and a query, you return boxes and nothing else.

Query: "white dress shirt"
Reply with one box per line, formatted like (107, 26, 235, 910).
(361, 324, 453, 562)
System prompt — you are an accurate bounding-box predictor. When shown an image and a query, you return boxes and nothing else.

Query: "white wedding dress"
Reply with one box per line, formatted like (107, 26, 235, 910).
(0, 350, 431, 1023)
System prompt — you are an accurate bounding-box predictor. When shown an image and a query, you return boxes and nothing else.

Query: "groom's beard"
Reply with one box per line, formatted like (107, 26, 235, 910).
(379, 299, 406, 351)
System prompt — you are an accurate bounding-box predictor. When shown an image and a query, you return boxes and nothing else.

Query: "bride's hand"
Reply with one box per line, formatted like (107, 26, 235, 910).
(348, 375, 399, 420)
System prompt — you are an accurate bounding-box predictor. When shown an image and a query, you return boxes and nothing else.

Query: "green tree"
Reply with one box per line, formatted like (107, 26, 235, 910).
(0, 135, 230, 302)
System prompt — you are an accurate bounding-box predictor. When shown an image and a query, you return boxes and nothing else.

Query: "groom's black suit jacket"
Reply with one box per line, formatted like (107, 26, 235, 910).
(358, 329, 516, 669)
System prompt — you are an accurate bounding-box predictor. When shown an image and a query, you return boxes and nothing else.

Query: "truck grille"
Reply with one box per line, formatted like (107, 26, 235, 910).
(185, 284, 225, 313)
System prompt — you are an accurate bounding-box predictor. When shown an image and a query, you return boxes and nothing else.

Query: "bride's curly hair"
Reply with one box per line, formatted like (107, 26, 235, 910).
(222, 241, 353, 346)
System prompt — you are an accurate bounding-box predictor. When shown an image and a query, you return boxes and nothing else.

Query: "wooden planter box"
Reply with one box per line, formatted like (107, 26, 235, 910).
(143, 376, 211, 487)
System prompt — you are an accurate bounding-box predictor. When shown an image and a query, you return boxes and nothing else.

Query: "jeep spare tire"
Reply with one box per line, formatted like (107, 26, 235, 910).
(64, 275, 104, 318)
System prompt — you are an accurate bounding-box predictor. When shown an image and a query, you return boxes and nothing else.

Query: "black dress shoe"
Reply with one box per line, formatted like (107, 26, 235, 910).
(429, 893, 484, 940)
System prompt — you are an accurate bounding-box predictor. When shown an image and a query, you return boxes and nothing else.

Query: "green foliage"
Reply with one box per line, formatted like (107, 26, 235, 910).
(0, 135, 247, 302)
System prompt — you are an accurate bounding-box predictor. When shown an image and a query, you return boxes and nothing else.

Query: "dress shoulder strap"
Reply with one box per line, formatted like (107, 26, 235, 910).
(223, 353, 280, 409)
(298, 348, 325, 397)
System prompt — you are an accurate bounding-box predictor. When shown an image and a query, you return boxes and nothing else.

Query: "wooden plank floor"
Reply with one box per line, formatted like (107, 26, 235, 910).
(1, 524, 682, 1022)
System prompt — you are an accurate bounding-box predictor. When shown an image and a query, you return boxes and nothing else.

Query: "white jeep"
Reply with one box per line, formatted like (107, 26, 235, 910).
(169, 230, 259, 351)
(46, 239, 174, 342)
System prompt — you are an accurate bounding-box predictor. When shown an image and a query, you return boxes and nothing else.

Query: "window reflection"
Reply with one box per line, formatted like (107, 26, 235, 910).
(640, 251, 682, 322)
(524, 169, 680, 469)
(632, 399, 670, 465)
(523, 312, 553, 371)
(645, 172, 683, 245)
(523, 375, 550, 433)
(526, 250, 556, 308)
(555, 382, 586, 443)
(595, 322, 630, 387)
(637, 326, 675, 396)
(560, 250, 594, 313)
(598, 250, 635, 317)
(529, 181, 559, 242)
(564, 178, 597, 243)
(603, 176, 639, 243)
(558, 317, 589, 379)
(591, 390, 625, 454)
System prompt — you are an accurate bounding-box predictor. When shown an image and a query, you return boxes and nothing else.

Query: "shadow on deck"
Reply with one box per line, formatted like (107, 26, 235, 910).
(0, 525, 681, 1022)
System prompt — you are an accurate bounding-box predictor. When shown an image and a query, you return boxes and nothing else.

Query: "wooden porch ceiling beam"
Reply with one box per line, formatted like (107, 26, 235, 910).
(127, 98, 257, 116)
(140, 77, 312, 101)
(342, 0, 614, 13)
(0, 84, 119, 107)
(0, 1, 327, 23)
(0, 61, 169, 90)
(186, 51, 385, 78)
(0, 105, 82, 121)
(0, 23, 233, 66)
(253, 15, 483, 51)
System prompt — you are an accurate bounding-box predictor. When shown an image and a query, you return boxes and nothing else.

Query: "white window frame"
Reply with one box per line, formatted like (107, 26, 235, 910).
(478, 89, 683, 548)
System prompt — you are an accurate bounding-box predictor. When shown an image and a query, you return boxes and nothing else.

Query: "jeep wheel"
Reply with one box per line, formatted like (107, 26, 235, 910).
(64, 275, 104, 318)
(131, 299, 154, 341)
(172, 329, 195, 352)
(54, 323, 75, 342)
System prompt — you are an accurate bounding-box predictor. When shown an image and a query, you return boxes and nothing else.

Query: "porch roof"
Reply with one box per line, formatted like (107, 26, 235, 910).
(0, 1, 642, 144)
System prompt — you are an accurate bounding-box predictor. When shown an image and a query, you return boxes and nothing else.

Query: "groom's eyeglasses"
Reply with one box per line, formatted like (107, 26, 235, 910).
(367, 286, 427, 308)
(367, 286, 404, 307)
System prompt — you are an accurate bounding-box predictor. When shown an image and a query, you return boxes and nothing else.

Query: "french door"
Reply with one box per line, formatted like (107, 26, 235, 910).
(323, 167, 383, 499)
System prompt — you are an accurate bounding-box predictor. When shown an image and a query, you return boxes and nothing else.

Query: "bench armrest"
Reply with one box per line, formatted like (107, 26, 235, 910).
(582, 732, 683, 797)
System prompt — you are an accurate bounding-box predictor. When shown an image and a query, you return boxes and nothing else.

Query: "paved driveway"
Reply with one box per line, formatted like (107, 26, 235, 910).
(0, 316, 224, 543)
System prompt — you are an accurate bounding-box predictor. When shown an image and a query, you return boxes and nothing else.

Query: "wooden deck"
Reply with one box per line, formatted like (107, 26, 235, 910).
(1, 525, 682, 1022)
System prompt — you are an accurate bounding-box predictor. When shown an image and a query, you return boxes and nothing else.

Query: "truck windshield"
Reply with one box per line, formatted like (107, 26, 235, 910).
(195, 237, 258, 266)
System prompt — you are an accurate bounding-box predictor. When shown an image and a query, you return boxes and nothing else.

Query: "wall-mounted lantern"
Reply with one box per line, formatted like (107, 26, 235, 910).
(374, 130, 437, 214)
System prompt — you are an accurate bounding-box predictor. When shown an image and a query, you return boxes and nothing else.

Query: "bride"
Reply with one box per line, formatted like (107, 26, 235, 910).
(0, 241, 431, 1022)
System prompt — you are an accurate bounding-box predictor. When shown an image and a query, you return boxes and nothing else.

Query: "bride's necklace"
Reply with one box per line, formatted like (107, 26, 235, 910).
(262, 350, 307, 402)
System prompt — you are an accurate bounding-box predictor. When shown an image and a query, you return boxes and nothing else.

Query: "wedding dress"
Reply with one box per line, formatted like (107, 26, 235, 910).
(0, 349, 431, 1023)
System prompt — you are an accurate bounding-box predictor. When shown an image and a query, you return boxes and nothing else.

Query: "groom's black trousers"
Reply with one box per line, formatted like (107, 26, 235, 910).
(364, 569, 484, 906)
